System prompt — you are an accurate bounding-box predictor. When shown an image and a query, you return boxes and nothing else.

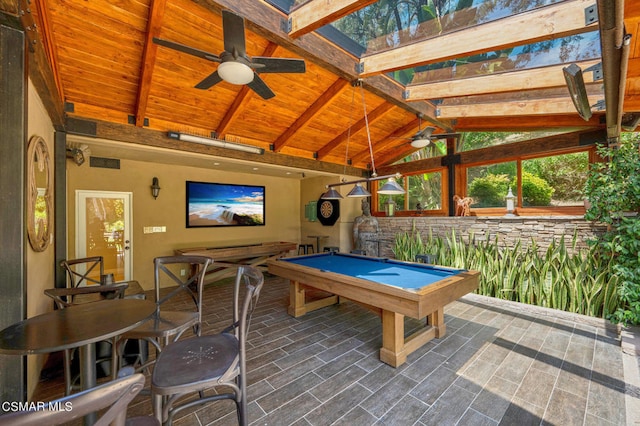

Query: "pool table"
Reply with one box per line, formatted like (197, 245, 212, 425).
(267, 252, 479, 367)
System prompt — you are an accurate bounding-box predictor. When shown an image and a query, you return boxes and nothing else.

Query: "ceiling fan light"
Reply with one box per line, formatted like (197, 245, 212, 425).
(321, 187, 343, 200)
(411, 138, 430, 148)
(218, 61, 254, 85)
(346, 183, 371, 198)
(378, 177, 405, 195)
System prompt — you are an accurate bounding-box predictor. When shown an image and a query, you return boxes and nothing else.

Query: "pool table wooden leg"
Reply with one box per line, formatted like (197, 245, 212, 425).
(380, 309, 442, 367)
(288, 280, 340, 317)
(288, 280, 307, 317)
(427, 309, 446, 338)
(380, 310, 406, 367)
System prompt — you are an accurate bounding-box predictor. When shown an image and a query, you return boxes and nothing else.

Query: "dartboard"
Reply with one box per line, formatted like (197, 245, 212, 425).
(320, 200, 333, 218)
(316, 198, 340, 226)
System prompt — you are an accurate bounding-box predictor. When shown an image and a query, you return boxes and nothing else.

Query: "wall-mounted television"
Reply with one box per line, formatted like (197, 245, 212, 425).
(186, 181, 265, 228)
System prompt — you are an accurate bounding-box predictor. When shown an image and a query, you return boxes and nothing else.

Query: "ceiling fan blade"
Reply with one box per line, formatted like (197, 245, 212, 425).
(195, 71, 223, 90)
(430, 132, 461, 139)
(413, 126, 435, 139)
(251, 57, 306, 74)
(222, 10, 246, 57)
(247, 74, 275, 99)
(153, 37, 221, 62)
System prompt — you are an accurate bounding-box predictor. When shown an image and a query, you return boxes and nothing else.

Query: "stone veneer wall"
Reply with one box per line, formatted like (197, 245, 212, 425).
(375, 216, 607, 258)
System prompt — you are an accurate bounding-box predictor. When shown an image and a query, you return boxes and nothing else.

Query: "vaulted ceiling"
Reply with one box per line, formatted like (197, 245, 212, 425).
(3, 0, 639, 177)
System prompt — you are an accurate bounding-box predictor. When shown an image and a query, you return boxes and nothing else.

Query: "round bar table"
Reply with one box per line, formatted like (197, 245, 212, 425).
(307, 235, 328, 253)
(0, 298, 155, 425)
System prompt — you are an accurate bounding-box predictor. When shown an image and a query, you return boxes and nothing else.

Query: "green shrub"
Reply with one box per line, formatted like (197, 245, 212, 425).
(521, 171, 554, 206)
(584, 136, 640, 325)
(468, 174, 510, 207)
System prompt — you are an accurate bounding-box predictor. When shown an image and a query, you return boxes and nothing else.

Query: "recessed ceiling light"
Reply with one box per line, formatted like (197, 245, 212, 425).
(286, 172, 292, 175)
(213, 162, 220, 166)
(252, 167, 259, 171)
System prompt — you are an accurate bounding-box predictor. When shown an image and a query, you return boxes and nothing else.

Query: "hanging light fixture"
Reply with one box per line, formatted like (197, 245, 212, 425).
(321, 187, 343, 199)
(347, 183, 371, 198)
(321, 80, 405, 199)
(378, 176, 405, 195)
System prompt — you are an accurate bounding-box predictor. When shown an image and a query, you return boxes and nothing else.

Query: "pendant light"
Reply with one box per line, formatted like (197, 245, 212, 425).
(321, 80, 405, 199)
(377, 176, 405, 195)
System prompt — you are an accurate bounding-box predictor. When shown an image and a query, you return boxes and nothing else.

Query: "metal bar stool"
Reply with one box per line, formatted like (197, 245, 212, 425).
(298, 244, 314, 255)
(415, 254, 436, 264)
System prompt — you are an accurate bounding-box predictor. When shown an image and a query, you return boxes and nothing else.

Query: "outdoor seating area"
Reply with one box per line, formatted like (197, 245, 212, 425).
(31, 273, 639, 425)
(4, 1, 640, 424)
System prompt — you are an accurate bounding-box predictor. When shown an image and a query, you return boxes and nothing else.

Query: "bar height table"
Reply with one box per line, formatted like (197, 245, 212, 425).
(0, 298, 155, 425)
(307, 235, 328, 253)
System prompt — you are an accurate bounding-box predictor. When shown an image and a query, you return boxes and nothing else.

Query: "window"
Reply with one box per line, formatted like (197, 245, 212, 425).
(408, 172, 442, 210)
(467, 162, 517, 208)
(376, 171, 443, 213)
(465, 151, 589, 211)
(522, 152, 588, 206)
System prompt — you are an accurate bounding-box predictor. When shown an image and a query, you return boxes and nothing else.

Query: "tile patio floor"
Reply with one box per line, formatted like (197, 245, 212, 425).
(33, 273, 640, 425)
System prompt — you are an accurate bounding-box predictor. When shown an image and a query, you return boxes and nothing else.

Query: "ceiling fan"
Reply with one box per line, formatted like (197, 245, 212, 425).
(395, 116, 459, 148)
(407, 126, 459, 148)
(153, 10, 306, 99)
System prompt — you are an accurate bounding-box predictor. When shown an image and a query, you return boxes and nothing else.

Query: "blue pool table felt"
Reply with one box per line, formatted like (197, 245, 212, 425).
(280, 253, 464, 290)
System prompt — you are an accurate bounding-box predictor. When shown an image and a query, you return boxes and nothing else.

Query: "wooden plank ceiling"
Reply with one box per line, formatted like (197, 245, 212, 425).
(6, 0, 640, 173)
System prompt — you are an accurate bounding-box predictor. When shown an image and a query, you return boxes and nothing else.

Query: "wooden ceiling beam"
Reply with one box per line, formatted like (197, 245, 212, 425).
(66, 117, 367, 176)
(359, 0, 598, 77)
(216, 85, 252, 138)
(288, 0, 378, 38)
(377, 129, 606, 176)
(272, 78, 348, 152)
(0, 1, 19, 14)
(190, 0, 448, 129)
(316, 101, 394, 160)
(9, 0, 65, 128)
(437, 95, 604, 118)
(135, 0, 167, 127)
(454, 115, 605, 131)
(440, 85, 603, 105)
(350, 118, 418, 166)
(624, 95, 640, 111)
(216, 43, 279, 138)
(406, 59, 602, 101)
(32, 0, 64, 103)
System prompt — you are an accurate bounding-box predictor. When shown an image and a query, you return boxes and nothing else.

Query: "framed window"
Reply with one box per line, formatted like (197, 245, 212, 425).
(374, 170, 445, 214)
(407, 172, 442, 210)
(467, 162, 517, 208)
(463, 149, 590, 214)
(521, 152, 588, 207)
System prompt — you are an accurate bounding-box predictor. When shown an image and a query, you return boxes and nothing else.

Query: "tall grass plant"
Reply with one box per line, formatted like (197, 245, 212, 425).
(393, 227, 619, 319)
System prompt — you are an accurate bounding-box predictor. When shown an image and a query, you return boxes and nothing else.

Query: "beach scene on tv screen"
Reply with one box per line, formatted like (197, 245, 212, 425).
(188, 182, 264, 226)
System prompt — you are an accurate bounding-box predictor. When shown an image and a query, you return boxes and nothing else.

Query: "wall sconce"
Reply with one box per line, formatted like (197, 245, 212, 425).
(505, 187, 516, 217)
(151, 177, 161, 200)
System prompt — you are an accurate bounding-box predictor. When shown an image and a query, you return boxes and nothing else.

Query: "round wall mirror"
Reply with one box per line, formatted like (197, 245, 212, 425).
(27, 135, 53, 252)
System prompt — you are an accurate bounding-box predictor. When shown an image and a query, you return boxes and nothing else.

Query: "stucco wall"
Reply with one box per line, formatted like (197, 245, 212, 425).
(300, 175, 363, 253)
(26, 81, 56, 397)
(66, 157, 303, 290)
(376, 216, 607, 258)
